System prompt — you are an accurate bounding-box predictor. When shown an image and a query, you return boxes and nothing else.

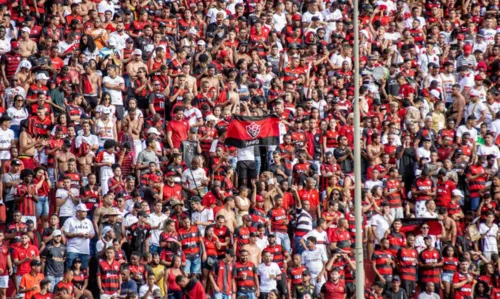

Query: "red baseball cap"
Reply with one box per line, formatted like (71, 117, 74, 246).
(464, 44, 472, 54)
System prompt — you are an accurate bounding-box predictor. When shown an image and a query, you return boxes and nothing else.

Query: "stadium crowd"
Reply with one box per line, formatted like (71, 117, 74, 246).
(1, 0, 500, 298)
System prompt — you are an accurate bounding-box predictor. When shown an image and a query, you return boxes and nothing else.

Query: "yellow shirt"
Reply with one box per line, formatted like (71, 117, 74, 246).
(151, 264, 166, 295)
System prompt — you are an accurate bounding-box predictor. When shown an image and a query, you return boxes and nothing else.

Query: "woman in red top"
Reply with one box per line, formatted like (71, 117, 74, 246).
(441, 245, 458, 299)
(166, 256, 185, 299)
(202, 226, 218, 289)
(33, 167, 51, 226)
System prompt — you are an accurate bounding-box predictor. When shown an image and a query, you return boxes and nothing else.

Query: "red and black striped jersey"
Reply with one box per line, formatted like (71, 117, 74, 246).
(419, 248, 442, 283)
(178, 225, 202, 258)
(14, 183, 38, 216)
(397, 247, 418, 282)
(97, 260, 121, 295)
(233, 261, 257, 292)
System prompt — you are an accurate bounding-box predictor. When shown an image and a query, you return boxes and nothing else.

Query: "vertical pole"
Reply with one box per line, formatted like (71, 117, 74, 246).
(353, 0, 365, 297)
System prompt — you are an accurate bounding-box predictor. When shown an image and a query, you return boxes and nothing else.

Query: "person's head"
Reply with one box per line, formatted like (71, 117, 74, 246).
(263, 250, 273, 263)
(175, 275, 188, 287)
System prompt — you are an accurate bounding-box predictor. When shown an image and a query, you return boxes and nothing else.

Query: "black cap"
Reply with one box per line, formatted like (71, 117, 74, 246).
(11, 159, 22, 166)
(134, 202, 142, 209)
(392, 275, 401, 282)
(30, 260, 42, 267)
(190, 196, 202, 202)
(137, 210, 148, 217)
(438, 168, 447, 176)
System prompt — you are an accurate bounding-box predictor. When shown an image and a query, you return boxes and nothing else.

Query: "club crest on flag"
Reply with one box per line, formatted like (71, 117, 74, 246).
(246, 122, 261, 139)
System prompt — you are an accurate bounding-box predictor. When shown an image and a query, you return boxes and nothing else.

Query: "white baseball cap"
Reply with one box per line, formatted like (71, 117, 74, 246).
(452, 189, 464, 198)
(76, 203, 89, 212)
(36, 73, 50, 80)
(147, 127, 160, 135)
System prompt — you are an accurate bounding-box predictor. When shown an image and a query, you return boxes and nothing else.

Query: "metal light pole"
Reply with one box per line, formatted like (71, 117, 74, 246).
(353, 0, 365, 297)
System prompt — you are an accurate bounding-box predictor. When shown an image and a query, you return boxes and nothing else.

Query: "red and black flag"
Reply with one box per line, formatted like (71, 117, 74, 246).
(400, 218, 443, 236)
(225, 114, 280, 148)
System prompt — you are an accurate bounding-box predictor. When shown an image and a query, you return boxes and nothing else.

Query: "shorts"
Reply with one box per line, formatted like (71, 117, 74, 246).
(115, 105, 125, 120)
(184, 257, 201, 275)
(36, 195, 49, 217)
(237, 161, 257, 180)
(0, 275, 8, 288)
(202, 256, 218, 271)
(442, 272, 453, 283)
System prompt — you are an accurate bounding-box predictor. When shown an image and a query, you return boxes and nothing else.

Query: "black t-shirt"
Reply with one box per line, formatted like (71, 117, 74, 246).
(41, 243, 67, 276)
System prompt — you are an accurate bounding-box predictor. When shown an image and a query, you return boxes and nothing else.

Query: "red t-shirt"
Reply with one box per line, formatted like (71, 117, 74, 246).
(166, 119, 189, 148)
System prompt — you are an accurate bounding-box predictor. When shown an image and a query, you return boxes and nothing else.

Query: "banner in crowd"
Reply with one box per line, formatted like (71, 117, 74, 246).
(225, 114, 280, 148)
(400, 218, 443, 236)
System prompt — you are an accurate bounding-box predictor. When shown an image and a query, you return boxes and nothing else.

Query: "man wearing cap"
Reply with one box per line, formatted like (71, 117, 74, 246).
(40, 229, 66, 291)
(62, 203, 95, 270)
(18, 259, 44, 299)
(383, 275, 407, 299)
(180, 127, 202, 169)
(18, 27, 37, 58)
(457, 44, 477, 68)
(465, 89, 487, 126)
(96, 225, 116, 257)
(126, 49, 148, 82)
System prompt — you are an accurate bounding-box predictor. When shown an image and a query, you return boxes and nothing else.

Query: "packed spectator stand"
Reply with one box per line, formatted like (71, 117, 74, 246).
(0, 0, 499, 298)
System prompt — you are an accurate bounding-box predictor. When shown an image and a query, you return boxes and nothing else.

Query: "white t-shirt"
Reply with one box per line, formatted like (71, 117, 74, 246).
(191, 208, 214, 236)
(257, 262, 281, 293)
(256, 236, 269, 251)
(206, 8, 226, 24)
(302, 229, 329, 256)
(237, 146, 255, 161)
(184, 107, 203, 127)
(456, 125, 478, 141)
(301, 247, 327, 275)
(4, 87, 26, 108)
(108, 31, 130, 51)
(62, 216, 95, 254)
(370, 214, 391, 245)
(138, 284, 160, 299)
(182, 168, 208, 190)
(97, 0, 115, 15)
(75, 134, 99, 149)
(56, 188, 79, 217)
(479, 223, 499, 252)
(103, 76, 125, 106)
(0, 128, 14, 160)
(148, 212, 168, 247)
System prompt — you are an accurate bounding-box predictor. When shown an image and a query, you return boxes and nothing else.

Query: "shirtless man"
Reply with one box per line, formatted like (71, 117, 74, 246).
(81, 63, 102, 110)
(126, 49, 148, 82)
(242, 232, 262, 266)
(75, 122, 99, 176)
(200, 65, 221, 97)
(438, 207, 457, 247)
(449, 84, 466, 128)
(79, 0, 96, 21)
(122, 107, 143, 158)
(178, 63, 197, 95)
(220, 79, 239, 111)
(216, 196, 237, 232)
(18, 27, 37, 58)
(19, 128, 46, 170)
(55, 140, 76, 180)
(93, 192, 115, 233)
